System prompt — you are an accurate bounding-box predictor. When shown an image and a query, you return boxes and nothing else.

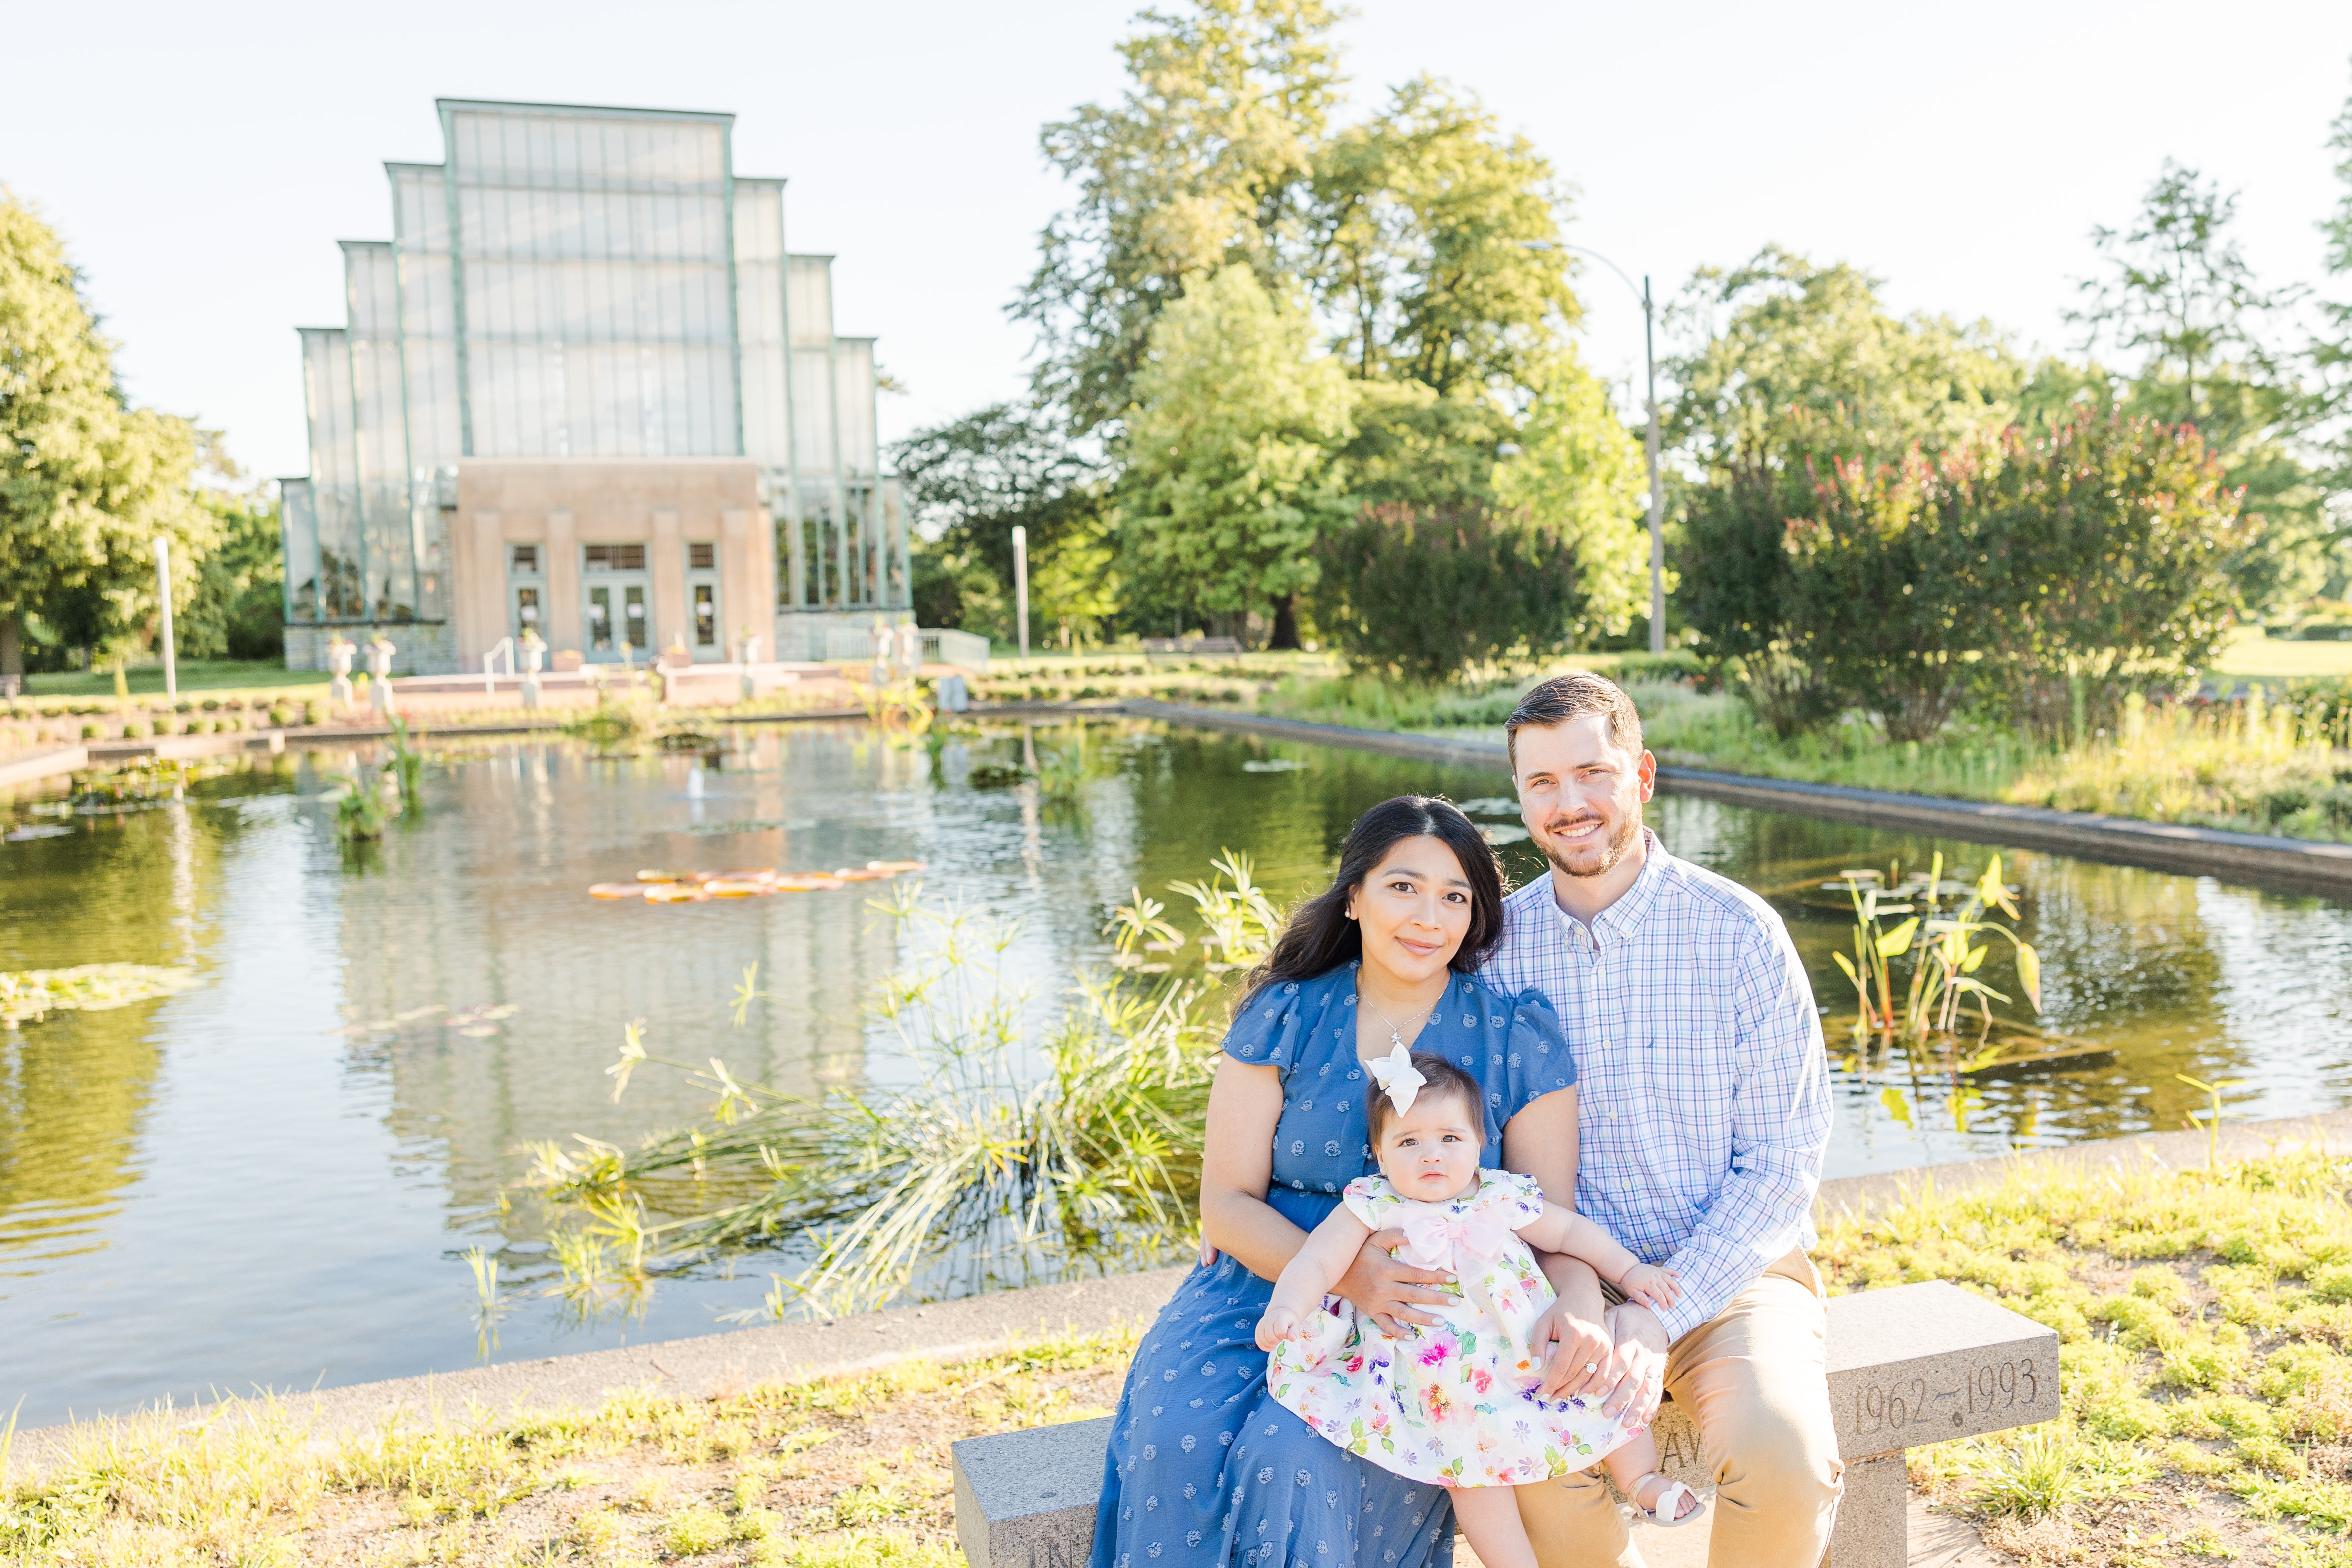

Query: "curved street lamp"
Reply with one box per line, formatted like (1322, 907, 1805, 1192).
(1561, 245, 1667, 657)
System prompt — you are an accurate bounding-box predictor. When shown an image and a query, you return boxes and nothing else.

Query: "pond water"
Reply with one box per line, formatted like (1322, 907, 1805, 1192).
(3, 717, 2350, 1428)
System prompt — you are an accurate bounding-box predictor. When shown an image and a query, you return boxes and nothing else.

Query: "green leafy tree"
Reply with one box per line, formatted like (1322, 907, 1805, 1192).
(1717, 414, 2253, 743)
(179, 433, 285, 661)
(0, 190, 211, 677)
(2068, 160, 2320, 612)
(1312, 501, 1586, 680)
(1119, 263, 1352, 643)
(1969, 412, 2254, 732)
(2309, 63, 2352, 598)
(1017, 0, 1343, 434)
(895, 404, 1111, 645)
(1308, 77, 1579, 395)
(1676, 461, 1841, 736)
(1494, 349, 1649, 638)
(1667, 246, 2024, 470)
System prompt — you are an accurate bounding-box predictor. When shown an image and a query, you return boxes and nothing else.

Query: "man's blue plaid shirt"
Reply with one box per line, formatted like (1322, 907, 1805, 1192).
(1479, 829, 1832, 1341)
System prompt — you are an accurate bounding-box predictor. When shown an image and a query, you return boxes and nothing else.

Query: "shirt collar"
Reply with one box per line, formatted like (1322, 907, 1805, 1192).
(1550, 827, 1669, 947)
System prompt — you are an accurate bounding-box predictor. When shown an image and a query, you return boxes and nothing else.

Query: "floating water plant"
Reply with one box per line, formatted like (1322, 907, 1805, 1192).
(1827, 852, 2043, 1043)
(1, 964, 200, 1029)
(527, 855, 1280, 1318)
(385, 714, 424, 805)
(332, 772, 388, 842)
(585, 862, 924, 903)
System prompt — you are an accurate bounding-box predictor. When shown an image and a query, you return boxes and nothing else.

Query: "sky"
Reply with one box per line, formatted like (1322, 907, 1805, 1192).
(4, 1, 2349, 484)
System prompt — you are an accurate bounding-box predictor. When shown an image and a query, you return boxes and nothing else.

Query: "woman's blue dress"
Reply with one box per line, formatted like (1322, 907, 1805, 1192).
(1091, 963, 1576, 1568)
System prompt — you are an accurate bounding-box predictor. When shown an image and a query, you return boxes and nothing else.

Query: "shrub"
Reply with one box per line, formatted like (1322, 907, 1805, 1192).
(1311, 501, 1585, 682)
(1680, 411, 2252, 742)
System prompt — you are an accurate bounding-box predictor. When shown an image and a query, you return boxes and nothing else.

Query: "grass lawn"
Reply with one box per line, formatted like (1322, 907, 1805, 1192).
(12, 1152, 2352, 1566)
(2214, 630, 2352, 683)
(18, 660, 328, 701)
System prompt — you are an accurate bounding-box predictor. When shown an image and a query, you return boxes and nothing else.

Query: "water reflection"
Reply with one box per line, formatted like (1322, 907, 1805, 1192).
(0, 718, 2349, 1428)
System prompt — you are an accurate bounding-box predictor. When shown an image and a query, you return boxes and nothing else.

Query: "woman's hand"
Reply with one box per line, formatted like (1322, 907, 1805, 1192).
(1334, 1229, 1451, 1335)
(1532, 1296, 1619, 1401)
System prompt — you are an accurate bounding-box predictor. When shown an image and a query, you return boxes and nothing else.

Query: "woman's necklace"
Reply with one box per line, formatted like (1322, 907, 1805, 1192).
(1358, 980, 1435, 1054)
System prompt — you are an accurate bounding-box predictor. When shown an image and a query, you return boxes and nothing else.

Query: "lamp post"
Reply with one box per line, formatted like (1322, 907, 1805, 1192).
(1011, 524, 1030, 662)
(152, 536, 178, 701)
(1564, 246, 1668, 657)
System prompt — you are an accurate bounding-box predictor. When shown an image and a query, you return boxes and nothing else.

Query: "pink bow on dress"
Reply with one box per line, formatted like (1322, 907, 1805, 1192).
(1392, 1203, 1515, 1273)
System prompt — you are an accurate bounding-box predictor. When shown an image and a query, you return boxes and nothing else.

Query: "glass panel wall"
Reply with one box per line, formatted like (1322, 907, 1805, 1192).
(391, 162, 459, 622)
(346, 243, 417, 621)
(444, 102, 741, 459)
(734, 178, 791, 467)
(300, 328, 367, 619)
(280, 479, 320, 622)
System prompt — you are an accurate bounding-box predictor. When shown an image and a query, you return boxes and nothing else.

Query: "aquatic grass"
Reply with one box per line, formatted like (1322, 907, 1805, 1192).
(0, 964, 201, 1030)
(528, 859, 1278, 1319)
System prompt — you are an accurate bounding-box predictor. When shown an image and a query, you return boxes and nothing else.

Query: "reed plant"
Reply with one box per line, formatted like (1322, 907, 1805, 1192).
(526, 856, 1281, 1319)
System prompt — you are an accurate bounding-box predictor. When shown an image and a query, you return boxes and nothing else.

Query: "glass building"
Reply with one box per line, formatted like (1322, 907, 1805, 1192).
(282, 98, 907, 674)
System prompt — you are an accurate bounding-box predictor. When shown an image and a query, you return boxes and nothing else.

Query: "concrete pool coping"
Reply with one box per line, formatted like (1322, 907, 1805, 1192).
(13, 1108, 2350, 1472)
(1107, 698, 2352, 894)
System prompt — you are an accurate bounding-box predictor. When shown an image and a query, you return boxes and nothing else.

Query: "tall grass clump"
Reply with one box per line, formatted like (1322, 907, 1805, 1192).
(526, 857, 1283, 1318)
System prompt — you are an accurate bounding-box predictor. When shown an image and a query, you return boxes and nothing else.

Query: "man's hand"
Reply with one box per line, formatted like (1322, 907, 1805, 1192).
(1600, 1302, 1670, 1427)
(1532, 1296, 1618, 1401)
(1334, 1229, 1450, 1335)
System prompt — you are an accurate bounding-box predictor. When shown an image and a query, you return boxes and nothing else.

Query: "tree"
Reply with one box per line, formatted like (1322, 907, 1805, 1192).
(1698, 415, 2254, 743)
(1307, 77, 1579, 396)
(2068, 160, 2320, 612)
(1676, 462, 1840, 736)
(1312, 501, 1585, 680)
(178, 433, 285, 661)
(2309, 62, 2352, 599)
(1667, 246, 2024, 471)
(1493, 349, 1649, 639)
(1119, 264, 1352, 642)
(0, 190, 211, 677)
(894, 404, 1110, 645)
(1016, 0, 1343, 435)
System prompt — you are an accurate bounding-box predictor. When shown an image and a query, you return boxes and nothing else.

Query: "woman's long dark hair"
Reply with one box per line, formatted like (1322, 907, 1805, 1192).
(1242, 795, 1506, 1003)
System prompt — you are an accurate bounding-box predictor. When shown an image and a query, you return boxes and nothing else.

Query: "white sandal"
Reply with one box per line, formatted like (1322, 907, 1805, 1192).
(1629, 1473, 1705, 1527)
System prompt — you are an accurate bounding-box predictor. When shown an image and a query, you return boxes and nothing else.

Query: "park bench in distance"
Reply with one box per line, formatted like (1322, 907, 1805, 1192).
(1140, 636, 1244, 658)
(951, 1278, 2057, 1568)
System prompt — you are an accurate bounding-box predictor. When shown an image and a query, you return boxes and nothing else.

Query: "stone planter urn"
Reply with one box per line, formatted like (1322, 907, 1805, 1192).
(326, 636, 356, 713)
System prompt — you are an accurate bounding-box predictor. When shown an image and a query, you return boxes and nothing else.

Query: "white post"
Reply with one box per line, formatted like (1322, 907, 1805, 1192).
(1644, 274, 1666, 658)
(1011, 525, 1029, 663)
(152, 536, 177, 702)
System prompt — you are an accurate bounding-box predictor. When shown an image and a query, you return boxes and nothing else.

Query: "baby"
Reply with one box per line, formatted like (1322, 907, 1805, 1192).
(1256, 1049, 1701, 1568)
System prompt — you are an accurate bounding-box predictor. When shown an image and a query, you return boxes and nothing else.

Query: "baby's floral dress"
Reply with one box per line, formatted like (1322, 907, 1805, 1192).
(1269, 1169, 1643, 1488)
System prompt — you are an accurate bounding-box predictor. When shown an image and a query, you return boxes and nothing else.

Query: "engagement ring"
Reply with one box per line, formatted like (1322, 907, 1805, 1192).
(1583, 1362, 1598, 1375)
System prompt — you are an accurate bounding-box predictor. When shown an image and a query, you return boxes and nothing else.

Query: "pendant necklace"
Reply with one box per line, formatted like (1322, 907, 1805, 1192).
(1358, 980, 1434, 1055)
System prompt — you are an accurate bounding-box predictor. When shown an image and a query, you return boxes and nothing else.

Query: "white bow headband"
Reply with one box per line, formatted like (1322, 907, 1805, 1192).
(1368, 1040, 1428, 1117)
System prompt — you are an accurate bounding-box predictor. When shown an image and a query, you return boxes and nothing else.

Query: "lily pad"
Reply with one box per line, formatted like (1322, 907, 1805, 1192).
(2, 964, 201, 1029)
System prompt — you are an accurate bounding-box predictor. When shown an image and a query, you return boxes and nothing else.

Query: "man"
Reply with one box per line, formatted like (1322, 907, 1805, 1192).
(1480, 671, 1839, 1567)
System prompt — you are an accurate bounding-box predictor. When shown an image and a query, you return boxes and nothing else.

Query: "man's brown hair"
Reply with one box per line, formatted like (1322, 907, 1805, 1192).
(1504, 672, 1645, 771)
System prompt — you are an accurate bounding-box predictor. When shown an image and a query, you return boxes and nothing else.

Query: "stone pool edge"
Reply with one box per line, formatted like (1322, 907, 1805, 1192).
(1109, 698, 2352, 893)
(13, 1109, 2349, 1473)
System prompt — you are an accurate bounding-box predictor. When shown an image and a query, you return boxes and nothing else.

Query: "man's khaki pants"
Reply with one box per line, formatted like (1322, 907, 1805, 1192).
(1515, 1251, 1844, 1567)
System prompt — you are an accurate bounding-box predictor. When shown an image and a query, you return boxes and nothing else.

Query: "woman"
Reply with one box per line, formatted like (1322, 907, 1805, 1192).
(1091, 796, 1618, 1568)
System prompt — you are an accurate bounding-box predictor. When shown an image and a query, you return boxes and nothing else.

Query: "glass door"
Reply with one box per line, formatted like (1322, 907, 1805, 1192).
(686, 541, 722, 658)
(581, 543, 652, 662)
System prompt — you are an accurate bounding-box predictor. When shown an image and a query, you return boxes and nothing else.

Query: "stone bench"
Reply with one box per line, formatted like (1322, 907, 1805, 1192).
(952, 1279, 2058, 1568)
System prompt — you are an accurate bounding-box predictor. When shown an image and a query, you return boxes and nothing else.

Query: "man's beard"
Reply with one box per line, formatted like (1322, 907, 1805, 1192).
(1539, 807, 1642, 880)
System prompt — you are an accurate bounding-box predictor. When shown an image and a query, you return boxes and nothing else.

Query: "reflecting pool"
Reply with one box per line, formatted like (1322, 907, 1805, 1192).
(1, 718, 2348, 1427)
